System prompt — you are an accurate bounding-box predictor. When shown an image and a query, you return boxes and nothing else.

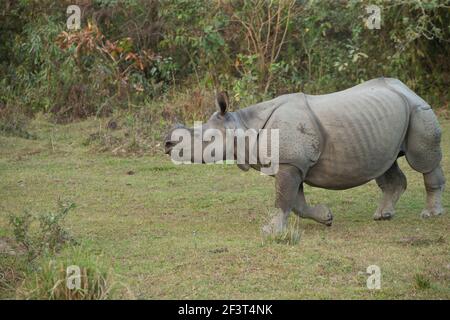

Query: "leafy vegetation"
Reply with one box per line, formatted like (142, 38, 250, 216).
(1, 0, 449, 135)
(8, 200, 76, 262)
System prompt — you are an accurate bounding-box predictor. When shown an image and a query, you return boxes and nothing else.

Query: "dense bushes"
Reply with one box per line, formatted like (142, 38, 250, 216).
(1, 0, 449, 127)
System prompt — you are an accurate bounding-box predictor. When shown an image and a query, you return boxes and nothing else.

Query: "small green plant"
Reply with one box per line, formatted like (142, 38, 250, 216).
(8, 201, 76, 262)
(414, 273, 431, 290)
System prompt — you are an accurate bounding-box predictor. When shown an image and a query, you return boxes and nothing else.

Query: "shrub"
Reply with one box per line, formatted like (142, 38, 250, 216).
(8, 201, 76, 263)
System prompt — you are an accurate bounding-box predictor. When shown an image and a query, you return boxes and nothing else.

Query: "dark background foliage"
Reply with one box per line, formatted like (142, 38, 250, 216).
(1, 0, 449, 128)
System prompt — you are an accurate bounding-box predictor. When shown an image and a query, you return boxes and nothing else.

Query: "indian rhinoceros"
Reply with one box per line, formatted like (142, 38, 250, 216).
(164, 78, 445, 235)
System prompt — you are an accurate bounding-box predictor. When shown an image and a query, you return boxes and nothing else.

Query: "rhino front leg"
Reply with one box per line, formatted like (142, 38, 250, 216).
(374, 161, 407, 220)
(293, 184, 333, 226)
(421, 165, 445, 218)
(262, 164, 301, 236)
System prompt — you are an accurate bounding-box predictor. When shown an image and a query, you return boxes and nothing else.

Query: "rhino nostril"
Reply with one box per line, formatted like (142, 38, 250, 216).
(165, 141, 175, 148)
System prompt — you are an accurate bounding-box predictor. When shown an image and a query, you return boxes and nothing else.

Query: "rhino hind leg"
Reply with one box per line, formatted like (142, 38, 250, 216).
(404, 106, 445, 217)
(262, 164, 301, 235)
(405, 106, 442, 173)
(293, 184, 333, 226)
(421, 165, 445, 218)
(373, 161, 407, 221)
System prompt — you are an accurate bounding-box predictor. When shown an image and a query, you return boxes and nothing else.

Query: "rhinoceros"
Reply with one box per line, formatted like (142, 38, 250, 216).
(164, 78, 445, 235)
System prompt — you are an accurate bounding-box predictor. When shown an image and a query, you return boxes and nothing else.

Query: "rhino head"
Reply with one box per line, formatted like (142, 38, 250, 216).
(164, 91, 256, 170)
(164, 91, 280, 174)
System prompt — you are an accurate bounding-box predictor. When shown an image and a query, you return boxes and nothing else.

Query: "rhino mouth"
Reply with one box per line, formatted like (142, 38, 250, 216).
(164, 123, 190, 155)
(164, 140, 177, 155)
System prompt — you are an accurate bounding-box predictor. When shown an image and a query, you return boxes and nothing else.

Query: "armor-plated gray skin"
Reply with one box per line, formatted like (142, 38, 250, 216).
(164, 78, 446, 235)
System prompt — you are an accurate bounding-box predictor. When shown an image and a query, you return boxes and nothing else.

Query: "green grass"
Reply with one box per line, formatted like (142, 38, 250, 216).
(14, 245, 119, 300)
(1, 116, 449, 299)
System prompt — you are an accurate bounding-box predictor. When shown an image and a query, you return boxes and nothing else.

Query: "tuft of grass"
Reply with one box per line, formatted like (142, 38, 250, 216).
(16, 246, 119, 300)
(414, 274, 431, 290)
(0, 255, 27, 299)
(262, 215, 302, 245)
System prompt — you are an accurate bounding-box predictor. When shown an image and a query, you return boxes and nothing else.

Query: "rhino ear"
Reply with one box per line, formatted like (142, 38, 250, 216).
(215, 91, 229, 115)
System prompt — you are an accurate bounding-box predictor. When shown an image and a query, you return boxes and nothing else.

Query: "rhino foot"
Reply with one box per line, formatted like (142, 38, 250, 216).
(421, 207, 444, 218)
(313, 205, 333, 226)
(373, 210, 394, 221)
(297, 204, 333, 226)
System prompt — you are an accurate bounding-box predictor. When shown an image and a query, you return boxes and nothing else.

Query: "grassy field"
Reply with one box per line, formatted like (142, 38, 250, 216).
(0, 116, 449, 299)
